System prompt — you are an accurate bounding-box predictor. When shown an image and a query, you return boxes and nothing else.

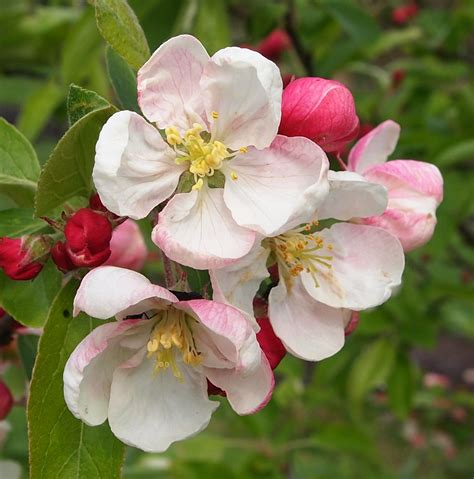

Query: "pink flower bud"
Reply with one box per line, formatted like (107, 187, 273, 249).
(64, 209, 112, 268)
(279, 77, 359, 153)
(104, 219, 147, 271)
(0, 381, 13, 420)
(256, 29, 291, 61)
(344, 311, 360, 336)
(392, 4, 419, 25)
(0, 237, 44, 280)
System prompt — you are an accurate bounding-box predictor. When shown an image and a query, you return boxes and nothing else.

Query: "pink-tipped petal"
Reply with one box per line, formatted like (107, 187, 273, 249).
(153, 187, 256, 270)
(348, 120, 400, 174)
(205, 352, 274, 415)
(93, 111, 184, 219)
(301, 223, 405, 310)
(223, 135, 329, 236)
(201, 55, 279, 150)
(268, 278, 345, 361)
(63, 319, 150, 426)
(211, 47, 282, 133)
(73, 266, 178, 319)
(137, 35, 209, 131)
(363, 160, 443, 251)
(318, 170, 387, 220)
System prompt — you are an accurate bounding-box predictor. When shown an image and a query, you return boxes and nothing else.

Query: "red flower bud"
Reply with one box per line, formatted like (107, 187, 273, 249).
(0, 381, 13, 420)
(257, 317, 286, 370)
(279, 77, 360, 153)
(51, 241, 76, 273)
(392, 4, 419, 25)
(256, 29, 291, 61)
(0, 237, 43, 280)
(64, 209, 112, 268)
(391, 68, 406, 88)
(344, 311, 360, 336)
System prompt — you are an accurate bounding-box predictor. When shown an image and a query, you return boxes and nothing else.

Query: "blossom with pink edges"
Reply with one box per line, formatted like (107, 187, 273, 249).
(210, 180, 404, 362)
(93, 35, 329, 270)
(347, 120, 443, 251)
(64, 266, 273, 452)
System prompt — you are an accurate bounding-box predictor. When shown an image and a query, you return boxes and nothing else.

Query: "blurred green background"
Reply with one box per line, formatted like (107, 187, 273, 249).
(1, 0, 473, 478)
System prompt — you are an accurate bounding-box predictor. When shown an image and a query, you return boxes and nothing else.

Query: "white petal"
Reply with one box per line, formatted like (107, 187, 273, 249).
(175, 299, 259, 370)
(137, 35, 209, 131)
(63, 319, 150, 426)
(268, 278, 345, 361)
(223, 135, 330, 236)
(152, 186, 256, 270)
(205, 352, 274, 415)
(317, 170, 388, 220)
(74, 266, 178, 319)
(301, 223, 405, 310)
(93, 111, 184, 219)
(201, 57, 278, 150)
(210, 244, 270, 318)
(108, 356, 218, 452)
(347, 120, 400, 174)
(211, 47, 282, 133)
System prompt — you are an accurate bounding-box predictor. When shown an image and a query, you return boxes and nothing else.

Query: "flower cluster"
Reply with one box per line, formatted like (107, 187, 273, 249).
(58, 35, 442, 452)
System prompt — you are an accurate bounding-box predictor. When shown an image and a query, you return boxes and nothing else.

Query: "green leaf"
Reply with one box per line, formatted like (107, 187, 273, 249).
(347, 338, 396, 405)
(17, 81, 64, 143)
(17, 334, 40, 380)
(34, 105, 117, 217)
(193, 0, 230, 54)
(95, 0, 150, 70)
(0, 261, 61, 328)
(323, 1, 380, 47)
(0, 118, 40, 207)
(0, 208, 46, 237)
(105, 46, 140, 112)
(28, 280, 125, 479)
(387, 353, 415, 419)
(434, 139, 474, 168)
(184, 267, 212, 298)
(67, 84, 110, 127)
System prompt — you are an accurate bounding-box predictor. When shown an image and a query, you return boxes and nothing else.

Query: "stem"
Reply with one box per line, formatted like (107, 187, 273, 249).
(335, 153, 348, 171)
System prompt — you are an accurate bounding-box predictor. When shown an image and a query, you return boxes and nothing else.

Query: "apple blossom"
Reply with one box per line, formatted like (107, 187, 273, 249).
(64, 266, 273, 452)
(347, 120, 443, 251)
(104, 219, 147, 271)
(210, 175, 404, 361)
(278, 77, 360, 153)
(93, 35, 330, 270)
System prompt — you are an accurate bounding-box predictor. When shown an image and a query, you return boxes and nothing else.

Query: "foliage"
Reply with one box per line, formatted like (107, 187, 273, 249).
(0, 0, 473, 478)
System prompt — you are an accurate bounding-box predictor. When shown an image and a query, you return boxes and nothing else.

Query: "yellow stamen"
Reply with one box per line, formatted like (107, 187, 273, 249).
(271, 223, 334, 288)
(211, 111, 219, 120)
(231, 171, 238, 181)
(146, 310, 202, 380)
(239, 146, 248, 153)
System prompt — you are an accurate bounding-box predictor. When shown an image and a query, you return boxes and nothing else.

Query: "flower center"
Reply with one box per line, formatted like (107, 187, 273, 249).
(146, 309, 202, 380)
(165, 122, 231, 191)
(271, 222, 334, 287)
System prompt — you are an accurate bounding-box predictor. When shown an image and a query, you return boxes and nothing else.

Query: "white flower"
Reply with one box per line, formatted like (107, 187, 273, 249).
(93, 35, 329, 269)
(210, 176, 405, 361)
(64, 267, 273, 452)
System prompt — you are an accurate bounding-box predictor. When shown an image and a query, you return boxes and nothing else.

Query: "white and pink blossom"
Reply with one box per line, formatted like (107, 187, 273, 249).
(93, 35, 329, 270)
(64, 266, 273, 452)
(211, 178, 404, 362)
(347, 120, 443, 251)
